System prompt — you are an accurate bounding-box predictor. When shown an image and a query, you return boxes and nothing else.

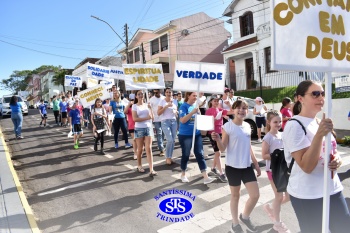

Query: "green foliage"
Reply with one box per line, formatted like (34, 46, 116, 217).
(343, 136, 350, 146)
(235, 84, 350, 103)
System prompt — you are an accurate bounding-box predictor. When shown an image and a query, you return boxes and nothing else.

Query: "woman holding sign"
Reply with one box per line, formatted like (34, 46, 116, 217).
(109, 91, 131, 149)
(132, 90, 157, 176)
(157, 87, 177, 165)
(178, 92, 216, 184)
(282, 80, 349, 233)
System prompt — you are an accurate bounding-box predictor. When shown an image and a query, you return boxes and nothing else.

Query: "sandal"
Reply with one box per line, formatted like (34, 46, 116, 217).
(149, 170, 158, 177)
(136, 167, 145, 173)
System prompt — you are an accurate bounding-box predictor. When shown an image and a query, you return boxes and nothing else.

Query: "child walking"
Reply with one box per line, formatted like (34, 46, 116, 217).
(261, 110, 290, 233)
(91, 98, 108, 155)
(212, 99, 261, 233)
(69, 100, 83, 149)
(38, 99, 48, 127)
(206, 95, 234, 182)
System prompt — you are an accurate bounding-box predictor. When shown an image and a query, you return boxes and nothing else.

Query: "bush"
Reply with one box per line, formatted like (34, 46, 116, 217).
(343, 136, 350, 145)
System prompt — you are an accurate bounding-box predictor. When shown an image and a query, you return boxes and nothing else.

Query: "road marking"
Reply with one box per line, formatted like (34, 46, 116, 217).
(124, 156, 182, 170)
(37, 171, 133, 196)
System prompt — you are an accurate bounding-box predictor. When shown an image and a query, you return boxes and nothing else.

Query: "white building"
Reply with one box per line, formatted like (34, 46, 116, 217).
(40, 70, 71, 102)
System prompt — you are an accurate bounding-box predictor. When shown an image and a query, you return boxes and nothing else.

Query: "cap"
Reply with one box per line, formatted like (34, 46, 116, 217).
(255, 97, 263, 101)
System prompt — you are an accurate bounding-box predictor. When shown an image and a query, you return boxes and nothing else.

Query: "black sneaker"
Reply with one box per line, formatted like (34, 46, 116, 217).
(208, 168, 219, 176)
(219, 174, 228, 182)
(231, 223, 244, 233)
(239, 214, 257, 232)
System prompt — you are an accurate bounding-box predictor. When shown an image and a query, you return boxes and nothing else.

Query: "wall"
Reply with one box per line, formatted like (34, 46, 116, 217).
(265, 98, 350, 130)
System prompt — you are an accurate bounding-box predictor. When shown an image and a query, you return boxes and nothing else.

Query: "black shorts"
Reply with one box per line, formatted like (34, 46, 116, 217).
(207, 133, 221, 152)
(225, 165, 257, 187)
(199, 108, 206, 115)
(61, 112, 67, 119)
(129, 129, 135, 133)
(72, 124, 83, 135)
(256, 116, 266, 128)
(41, 114, 47, 119)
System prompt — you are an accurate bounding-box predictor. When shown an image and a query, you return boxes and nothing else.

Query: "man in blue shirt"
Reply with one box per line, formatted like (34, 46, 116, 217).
(69, 100, 83, 149)
(38, 99, 48, 127)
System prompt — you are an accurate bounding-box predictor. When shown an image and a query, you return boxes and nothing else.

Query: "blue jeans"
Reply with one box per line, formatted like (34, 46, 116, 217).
(161, 119, 177, 158)
(178, 134, 207, 172)
(83, 108, 91, 127)
(153, 122, 164, 151)
(11, 112, 23, 137)
(113, 117, 129, 144)
(290, 191, 350, 233)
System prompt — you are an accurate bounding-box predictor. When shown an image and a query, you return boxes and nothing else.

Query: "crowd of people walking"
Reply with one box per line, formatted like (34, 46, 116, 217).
(8, 80, 350, 233)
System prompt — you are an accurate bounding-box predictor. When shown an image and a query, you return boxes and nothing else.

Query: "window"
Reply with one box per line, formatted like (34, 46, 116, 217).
(265, 47, 276, 73)
(160, 34, 168, 52)
(240, 11, 254, 37)
(151, 39, 159, 55)
(134, 48, 140, 62)
(128, 51, 134, 63)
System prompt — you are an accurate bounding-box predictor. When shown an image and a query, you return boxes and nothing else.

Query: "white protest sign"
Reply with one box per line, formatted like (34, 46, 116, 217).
(271, 0, 350, 73)
(78, 84, 110, 107)
(335, 75, 350, 93)
(100, 79, 115, 89)
(109, 66, 125, 80)
(173, 61, 225, 93)
(123, 64, 165, 90)
(87, 77, 99, 88)
(196, 115, 214, 131)
(86, 63, 111, 80)
(64, 75, 82, 88)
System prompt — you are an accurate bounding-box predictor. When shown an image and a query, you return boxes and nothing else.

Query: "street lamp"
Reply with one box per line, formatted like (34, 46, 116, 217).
(91, 15, 126, 45)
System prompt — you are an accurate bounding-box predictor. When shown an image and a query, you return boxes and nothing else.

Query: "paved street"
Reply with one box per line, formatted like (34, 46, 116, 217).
(1, 109, 350, 233)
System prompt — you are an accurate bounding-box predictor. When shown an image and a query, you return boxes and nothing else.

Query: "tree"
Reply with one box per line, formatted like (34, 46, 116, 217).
(0, 70, 32, 94)
(52, 69, 67, 93)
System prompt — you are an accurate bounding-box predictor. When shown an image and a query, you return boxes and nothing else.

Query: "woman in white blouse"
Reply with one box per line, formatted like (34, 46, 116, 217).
(132, 90, 157, 176)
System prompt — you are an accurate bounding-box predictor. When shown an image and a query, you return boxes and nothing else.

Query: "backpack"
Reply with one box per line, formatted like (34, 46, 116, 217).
(270, 118, 306, 192)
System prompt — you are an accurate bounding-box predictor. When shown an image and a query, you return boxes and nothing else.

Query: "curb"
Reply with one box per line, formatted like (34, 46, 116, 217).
(0, 126, 41, 233)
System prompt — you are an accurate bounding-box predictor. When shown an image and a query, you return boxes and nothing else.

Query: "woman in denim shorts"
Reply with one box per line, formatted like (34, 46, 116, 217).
(132, 90, 157, 176)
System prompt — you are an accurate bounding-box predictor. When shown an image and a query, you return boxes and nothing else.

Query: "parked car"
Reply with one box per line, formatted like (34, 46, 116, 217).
(1, 95, 28, 117)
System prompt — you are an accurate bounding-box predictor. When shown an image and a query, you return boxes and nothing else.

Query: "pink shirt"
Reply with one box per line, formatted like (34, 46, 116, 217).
(280, 107, 293, 130)
(126, 107, 135, 130)
(205, 107, 228, 134)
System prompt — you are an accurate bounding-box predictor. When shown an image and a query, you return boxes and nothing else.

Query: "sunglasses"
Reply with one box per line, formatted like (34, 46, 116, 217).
(306, 91, 325, 98)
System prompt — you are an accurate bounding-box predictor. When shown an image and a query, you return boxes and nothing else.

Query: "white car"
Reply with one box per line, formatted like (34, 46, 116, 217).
(1, 95, 28, 117)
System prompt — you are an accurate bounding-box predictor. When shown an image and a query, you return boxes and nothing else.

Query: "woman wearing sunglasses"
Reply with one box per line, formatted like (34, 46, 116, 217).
(282, 80, 349, 233)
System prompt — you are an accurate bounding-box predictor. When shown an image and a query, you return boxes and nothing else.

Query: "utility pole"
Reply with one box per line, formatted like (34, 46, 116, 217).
(124, 23, 129, 64)
(141, 43, 146, 64)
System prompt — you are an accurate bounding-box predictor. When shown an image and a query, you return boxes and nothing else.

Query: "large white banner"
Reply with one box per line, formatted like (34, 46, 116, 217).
(78, 84, 110, 107)
(109, 66, 125, 80)
(123, 64, 165, 90)
(173, 61, 225, 93)
(86, 63, 110, 80)
(271, 0, 350, 72)
(100, 79, 115, 89)
(64, 75, 82, 87)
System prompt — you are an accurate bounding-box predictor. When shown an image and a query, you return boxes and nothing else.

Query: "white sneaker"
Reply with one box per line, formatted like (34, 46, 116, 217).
(204, 177, 216, 184)
(181, 175, 189, 183)
(257, 138, 262, 143)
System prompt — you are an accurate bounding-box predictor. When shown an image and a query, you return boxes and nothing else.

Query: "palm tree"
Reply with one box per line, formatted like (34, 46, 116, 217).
(52, 69, 67, 93)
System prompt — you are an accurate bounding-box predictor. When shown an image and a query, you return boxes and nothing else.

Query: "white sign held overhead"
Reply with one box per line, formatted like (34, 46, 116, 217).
(87, 77, 98, 88)
(271, 0, 350, 73)
(109, 66, 125, 80)
(78, 84, 110, 107)
(335, 75, 350, 93)
(86, 63, 110, 80)
(64, 75, 82, 87)
(173, 61, 225, 94)
(123, 64, 165, 90)
(100, 79, 115, 89)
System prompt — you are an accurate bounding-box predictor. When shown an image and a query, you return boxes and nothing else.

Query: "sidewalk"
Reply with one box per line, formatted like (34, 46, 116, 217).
(0, 130, 37, 233)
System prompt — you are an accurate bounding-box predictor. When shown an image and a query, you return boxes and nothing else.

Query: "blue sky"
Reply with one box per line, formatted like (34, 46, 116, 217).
(0, 0, 233, 96)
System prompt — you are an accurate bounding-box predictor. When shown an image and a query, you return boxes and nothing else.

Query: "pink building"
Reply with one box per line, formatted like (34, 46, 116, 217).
(118, 12, 231, 83)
